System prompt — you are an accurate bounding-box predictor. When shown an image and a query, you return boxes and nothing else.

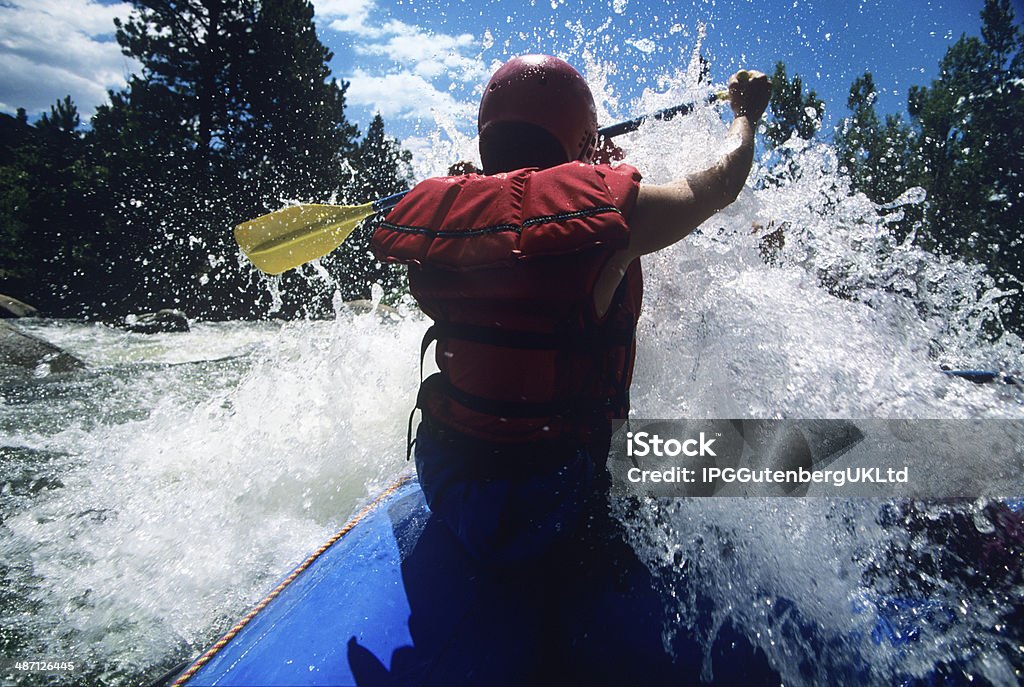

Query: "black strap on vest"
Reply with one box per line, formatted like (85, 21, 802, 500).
(416, 320, 634, 380)
(407, 321, 633, 460)
(422, 372, 627, 419)
(378, 205, 621, 240)
(407, 373, 628, 461)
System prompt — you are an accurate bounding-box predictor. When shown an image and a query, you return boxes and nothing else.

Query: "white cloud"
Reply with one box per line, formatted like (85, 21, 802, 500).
(0, 0, 487, 133)
(316, 0, 384, 37)
(315, 0, 487, 128)
(357, 19, 488, 83)
(346, 69, 476, 122)
(0, 0, 137, 117)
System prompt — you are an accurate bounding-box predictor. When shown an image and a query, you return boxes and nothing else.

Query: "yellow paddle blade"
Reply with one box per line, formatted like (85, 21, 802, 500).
(234, 202, 376, 275)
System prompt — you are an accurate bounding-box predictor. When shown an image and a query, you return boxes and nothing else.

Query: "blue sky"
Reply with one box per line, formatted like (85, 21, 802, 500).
(0, 0, 989, 165)
(320, 0, 984, 133)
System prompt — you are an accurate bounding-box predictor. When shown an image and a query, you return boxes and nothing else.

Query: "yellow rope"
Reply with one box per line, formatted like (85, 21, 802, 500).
(171, 473, 414, 686)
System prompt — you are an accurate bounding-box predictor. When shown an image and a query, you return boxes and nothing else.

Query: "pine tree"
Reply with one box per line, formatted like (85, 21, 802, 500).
(763, 62, 824, 150)
(94, 0, 258, 315)
(37, 96, 81, 134)
(0, 112, 33, 284)
(836, 73, 923, 208)
(235, 0, 359, 212)
(113, 0, 256, 163)
(907, 0, 1023, 327)
(0, 97, 111, 314)
(92, 0, 364, 318)
(325, 113, 413, 304)
(350, 114, 413, 201)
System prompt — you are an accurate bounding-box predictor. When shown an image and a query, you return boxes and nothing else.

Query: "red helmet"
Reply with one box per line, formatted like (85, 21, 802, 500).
(478, 55, 598, 164)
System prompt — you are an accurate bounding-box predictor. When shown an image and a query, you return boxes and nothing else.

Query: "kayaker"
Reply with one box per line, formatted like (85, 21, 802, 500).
(368, 55, 775, 685)
(372, 54, 771, 566)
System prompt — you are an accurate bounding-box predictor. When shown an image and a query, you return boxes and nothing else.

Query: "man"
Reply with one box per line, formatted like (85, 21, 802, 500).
(370, 54, 772, 684)
(373, 54, 770, 566)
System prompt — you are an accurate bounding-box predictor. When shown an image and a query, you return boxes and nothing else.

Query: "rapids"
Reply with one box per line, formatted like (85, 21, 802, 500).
(2, 43, 1022, 687)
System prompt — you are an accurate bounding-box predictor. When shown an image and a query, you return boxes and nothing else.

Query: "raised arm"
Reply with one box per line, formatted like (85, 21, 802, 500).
(626, 69, 772, 257)
(593, 70, 772, 316)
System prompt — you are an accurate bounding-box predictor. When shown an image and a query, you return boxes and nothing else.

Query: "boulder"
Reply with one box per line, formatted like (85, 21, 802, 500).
(0, 320, 84, 374)
(121, 309, 191, 334)
(343, 300, 400, 319)
(0, 293, 39, 318)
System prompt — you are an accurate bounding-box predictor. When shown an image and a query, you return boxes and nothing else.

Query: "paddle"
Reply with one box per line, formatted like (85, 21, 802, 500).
(235, 95, 727, 275)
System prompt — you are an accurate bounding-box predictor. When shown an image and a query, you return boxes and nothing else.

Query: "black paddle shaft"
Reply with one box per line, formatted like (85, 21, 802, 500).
(597, 93, 721, 139)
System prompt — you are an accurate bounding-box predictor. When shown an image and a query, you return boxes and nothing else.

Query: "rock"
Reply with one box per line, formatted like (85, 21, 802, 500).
(121, 309, 191, 334)
(0, 293, 39, 318)
(343, 300, 400, 319)
(0, 320, 84, 374)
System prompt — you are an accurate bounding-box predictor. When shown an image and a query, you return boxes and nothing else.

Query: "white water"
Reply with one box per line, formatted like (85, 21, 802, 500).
(2, 50, 1023, 687)
(1, 310, 429, 684)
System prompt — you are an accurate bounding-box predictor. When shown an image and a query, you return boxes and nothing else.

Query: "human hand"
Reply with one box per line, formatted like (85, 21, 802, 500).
(728, 70, 771, 120)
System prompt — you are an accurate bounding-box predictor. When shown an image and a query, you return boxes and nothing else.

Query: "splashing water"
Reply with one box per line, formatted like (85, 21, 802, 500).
(587, 39, 1023, 687)
(1, 311, 428, 684)
(2, 26, 1022, 687)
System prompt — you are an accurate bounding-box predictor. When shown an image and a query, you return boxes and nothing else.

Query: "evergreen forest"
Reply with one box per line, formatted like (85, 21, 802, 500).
(0, 0, 412, 320)
(0, 0, 1021, 333)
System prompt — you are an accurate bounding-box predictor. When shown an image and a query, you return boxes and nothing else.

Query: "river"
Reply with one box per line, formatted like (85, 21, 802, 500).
(2, 56, 1023, 687)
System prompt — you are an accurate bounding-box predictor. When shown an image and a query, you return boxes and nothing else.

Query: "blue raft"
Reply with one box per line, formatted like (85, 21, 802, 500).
(166, 473, 780, 687)
(161, 471, 1023, 687)
(171, 475, 424, 686)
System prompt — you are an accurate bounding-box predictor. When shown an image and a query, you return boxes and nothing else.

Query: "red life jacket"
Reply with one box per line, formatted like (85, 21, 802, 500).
(372, 162, 643, 449)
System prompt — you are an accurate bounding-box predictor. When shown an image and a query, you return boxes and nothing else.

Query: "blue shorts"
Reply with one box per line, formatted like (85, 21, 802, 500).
(411, 422, 744, 683)
(413, 422, 598, 568)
